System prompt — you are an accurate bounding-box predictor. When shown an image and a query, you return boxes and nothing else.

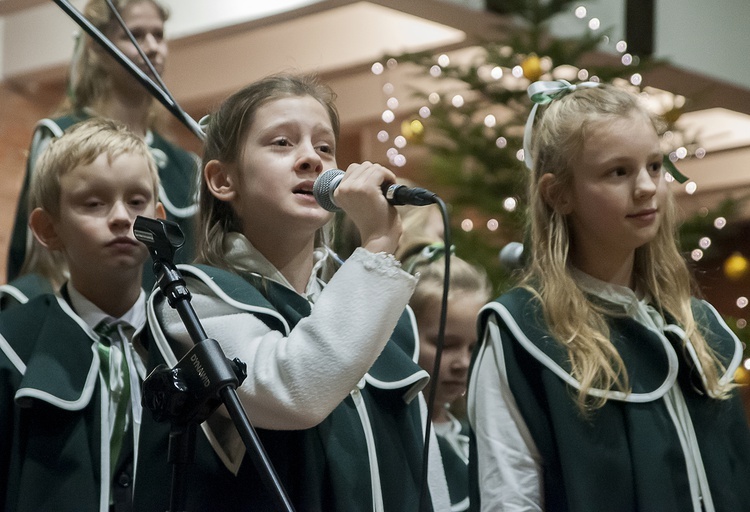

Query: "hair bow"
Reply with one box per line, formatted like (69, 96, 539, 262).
(404, 242, 455, 274)
(521, 80, 690, 184)
(523, 80, 600, 170)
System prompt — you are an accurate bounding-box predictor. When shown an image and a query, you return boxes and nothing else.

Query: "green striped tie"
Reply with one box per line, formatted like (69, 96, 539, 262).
(95, 321, 131, 478)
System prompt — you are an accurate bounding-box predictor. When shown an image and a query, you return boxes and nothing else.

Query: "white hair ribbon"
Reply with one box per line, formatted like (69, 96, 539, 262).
(522, 80, 600, 170)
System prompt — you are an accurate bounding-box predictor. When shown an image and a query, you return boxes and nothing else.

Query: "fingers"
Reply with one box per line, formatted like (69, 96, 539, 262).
(333, 161, 396, 207)
(332, 162, 402, 255)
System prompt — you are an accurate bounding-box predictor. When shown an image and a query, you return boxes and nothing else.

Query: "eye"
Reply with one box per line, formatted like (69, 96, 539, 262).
(648, 160, 663, 174)
(609, 166, 628, 177)
(84, 198, 105, 209)
(272, 138, 291, 147)
(317, 143, 334, 154)
(129, 196, 148, 208)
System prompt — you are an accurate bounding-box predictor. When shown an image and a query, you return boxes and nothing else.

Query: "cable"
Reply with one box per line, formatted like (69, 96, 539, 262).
(418, 196, 451, 511)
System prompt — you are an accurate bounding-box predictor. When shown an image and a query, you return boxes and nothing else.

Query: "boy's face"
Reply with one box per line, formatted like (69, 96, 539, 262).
(41, 152, 163, 286)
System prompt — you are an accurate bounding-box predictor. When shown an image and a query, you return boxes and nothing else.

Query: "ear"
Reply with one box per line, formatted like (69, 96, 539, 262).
(204, 159, 237, 202)
(154, 202, 166, 220)
(29, 208, 64, 251)
(538, 173, 573, 215)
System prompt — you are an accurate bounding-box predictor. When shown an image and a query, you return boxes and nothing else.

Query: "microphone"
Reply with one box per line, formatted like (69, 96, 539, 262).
(499, 242, 524, 270)
(313, 168, 438, 212)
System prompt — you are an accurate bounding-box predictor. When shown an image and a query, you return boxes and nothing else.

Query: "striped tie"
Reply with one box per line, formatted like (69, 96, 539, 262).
(95, 320, 131, 477)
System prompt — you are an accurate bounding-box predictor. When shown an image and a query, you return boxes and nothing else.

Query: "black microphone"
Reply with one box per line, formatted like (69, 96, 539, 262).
(313, 168, 438, 212)
(499, 241, 525, 270)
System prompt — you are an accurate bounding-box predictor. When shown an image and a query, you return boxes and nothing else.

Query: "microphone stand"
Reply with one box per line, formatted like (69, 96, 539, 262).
(134, 216, 295, 512)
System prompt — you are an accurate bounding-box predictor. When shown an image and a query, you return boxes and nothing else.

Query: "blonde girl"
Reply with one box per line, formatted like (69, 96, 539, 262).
(468, 81, 750, 512)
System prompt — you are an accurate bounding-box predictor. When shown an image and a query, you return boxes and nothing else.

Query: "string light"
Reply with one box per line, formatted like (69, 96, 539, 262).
(503, 197, 517, 212)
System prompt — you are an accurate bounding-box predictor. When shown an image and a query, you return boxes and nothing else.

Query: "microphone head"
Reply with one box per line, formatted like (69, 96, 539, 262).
(313, 169, 345, 212)
(499, 242, 524, 270)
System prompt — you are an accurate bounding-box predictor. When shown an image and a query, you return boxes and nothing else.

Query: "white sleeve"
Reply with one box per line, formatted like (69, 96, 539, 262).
(467, 316, 544, 512)
(158, 248, 416, 432)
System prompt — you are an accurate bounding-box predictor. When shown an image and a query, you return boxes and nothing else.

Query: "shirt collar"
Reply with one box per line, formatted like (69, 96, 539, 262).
(66, 283, 146, 332)
(222, 232, 331, 300)
(570, 266, 664, 329)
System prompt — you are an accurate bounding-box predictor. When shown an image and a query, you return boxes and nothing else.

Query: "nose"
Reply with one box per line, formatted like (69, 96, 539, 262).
(634, 167, 657, 199)
(109, 201, 133, 230)
(450, 347, 472, 374)
(141, 33, 158, 53)
(295, 142, 324, 176)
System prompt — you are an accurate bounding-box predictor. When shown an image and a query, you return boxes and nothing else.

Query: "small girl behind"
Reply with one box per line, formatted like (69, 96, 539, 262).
(401, 240, 491, 512)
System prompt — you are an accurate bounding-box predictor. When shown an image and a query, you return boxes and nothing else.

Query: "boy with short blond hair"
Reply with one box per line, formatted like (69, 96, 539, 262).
(0, 117, 165, 512)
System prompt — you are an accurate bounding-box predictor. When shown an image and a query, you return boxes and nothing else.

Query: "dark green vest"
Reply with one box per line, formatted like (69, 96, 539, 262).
(0, 293, 134, 511)
(135, 264, 433, 512)
(470, 287, 750, 512)
(0, 273, 54, 312)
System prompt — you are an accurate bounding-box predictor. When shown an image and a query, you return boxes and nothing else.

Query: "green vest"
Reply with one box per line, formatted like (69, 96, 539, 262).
(470, 287, 750, 512)
(0, 292, 134, 512)
(135, 264, 433, 512)
(0, 273, 54, 312)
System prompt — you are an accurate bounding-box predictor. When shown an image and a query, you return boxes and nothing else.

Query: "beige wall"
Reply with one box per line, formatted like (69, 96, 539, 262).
(0, 81, 61, 281)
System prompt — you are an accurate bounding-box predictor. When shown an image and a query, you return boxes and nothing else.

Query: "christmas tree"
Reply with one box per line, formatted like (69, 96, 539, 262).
(374, 0, 750, 352)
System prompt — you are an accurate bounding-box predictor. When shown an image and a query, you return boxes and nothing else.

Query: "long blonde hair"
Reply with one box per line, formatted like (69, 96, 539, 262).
(523, 84, 731, 411)
(196, 73, 340, 271)
(401, 240, 492, 318)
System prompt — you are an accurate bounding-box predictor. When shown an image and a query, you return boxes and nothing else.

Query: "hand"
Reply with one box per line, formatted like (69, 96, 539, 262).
(333, 162, 402, 255)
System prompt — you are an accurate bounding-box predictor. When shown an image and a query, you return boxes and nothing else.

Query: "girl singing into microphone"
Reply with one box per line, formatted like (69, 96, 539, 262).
(135, 73, 450, 511)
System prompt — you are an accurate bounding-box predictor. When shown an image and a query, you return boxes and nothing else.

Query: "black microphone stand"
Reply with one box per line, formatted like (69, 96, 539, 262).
(134, 216, 295, 512)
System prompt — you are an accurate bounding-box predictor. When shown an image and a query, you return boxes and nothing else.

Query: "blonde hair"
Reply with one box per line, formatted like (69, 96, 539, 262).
(523, 84, 731, 411)
(401, 240, 492, 320)
(59, 0, 169, 115)
(196, 73, 340, 271)
(22, 118, 159, 286)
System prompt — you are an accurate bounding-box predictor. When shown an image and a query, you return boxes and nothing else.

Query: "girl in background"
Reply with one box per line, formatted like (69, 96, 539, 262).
(401, 240, 491, 512)
(468, 81, 750, 511)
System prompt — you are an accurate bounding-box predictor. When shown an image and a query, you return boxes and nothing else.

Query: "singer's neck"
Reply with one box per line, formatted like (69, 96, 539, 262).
(252, 235, 317, 295)
(92, 91, 152, 138)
